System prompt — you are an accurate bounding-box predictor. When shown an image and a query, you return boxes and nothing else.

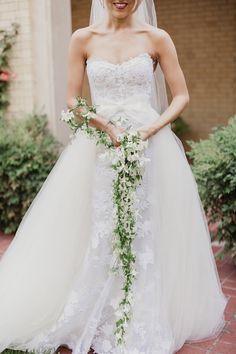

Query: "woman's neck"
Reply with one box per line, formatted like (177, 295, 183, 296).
(103, 15, 139, 32)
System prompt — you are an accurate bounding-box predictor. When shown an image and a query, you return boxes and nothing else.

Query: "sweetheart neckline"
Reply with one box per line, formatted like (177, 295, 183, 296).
(86, 52, 156, 71)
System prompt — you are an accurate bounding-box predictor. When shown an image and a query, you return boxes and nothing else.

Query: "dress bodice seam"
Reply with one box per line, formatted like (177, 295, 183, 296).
(86, 52, 157, 73)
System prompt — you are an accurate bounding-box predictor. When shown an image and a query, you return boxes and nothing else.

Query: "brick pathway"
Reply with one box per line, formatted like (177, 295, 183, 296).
(0, 233, 235, 354)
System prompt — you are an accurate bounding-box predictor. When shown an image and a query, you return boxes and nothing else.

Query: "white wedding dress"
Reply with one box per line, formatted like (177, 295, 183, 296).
(0, 52, 228, 354)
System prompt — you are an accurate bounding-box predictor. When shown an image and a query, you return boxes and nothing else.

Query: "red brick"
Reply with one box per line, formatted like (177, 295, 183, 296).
(211, 340, 236, 354)
(218, 270, 231, 282)
(222, 287, 236, 297)
(219, 331, 236, 343)
(177, 344, 206, 354)
(0, 232, 13, 256)
(186, 339, 214, 350)
(212, 244, 223, 255)
(223, 279, 236, 289)
(225, 296, 236, 315)
(228, 271, 236, 282)
(218, 262, 235, 274)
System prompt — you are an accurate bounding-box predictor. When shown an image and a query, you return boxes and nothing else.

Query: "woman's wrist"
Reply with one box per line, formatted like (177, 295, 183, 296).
(88, 114, 115, 133)
(148, 122, 163, 138)
(73, 107, 84, 123)
(147, 125, 157, 138)
(68, 96, 117, 134)
(103, 119, 115, 133)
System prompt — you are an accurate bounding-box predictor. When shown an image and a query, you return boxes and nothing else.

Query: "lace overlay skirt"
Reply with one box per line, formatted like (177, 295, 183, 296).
(0, 103, 228, 354)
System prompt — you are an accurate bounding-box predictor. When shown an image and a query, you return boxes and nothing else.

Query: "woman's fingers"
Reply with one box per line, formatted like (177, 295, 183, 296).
(108, 125, 126, 146)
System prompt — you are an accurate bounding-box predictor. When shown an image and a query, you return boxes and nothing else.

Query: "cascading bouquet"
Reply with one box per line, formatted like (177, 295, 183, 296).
(61, 97, 149, 348)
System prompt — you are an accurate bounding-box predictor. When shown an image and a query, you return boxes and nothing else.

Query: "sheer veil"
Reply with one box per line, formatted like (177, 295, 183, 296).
(89, 0, 169, 115)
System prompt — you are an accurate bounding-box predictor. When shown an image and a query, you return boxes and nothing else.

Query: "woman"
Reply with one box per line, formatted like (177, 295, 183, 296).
(0, 1, 228, 354)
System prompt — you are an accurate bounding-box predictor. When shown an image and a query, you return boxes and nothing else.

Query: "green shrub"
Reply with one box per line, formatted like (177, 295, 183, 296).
(0, 113, 60, 234)
(1, 350, 34, 354)
(187, 115, 236, 261)
(171, 116, 189, 138)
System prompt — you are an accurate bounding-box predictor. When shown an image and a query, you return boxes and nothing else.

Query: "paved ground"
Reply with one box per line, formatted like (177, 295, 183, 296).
(177, 244, 236, 354)
(0, 233, 235, 354)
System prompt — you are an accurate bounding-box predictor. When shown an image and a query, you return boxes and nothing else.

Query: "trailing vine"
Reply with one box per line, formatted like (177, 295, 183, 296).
(61, 97, 149, 348)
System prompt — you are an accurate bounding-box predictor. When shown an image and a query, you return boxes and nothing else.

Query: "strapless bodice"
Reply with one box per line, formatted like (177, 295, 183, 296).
(86, 52, 154, 105)
(85, 52, 165, 130)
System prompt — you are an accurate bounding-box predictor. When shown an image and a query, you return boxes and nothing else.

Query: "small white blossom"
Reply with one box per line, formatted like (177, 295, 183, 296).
(122, 303, 131, 313)
(61, 109, 74, 122)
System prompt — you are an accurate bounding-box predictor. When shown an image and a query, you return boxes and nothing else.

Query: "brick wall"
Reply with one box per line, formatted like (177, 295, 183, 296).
(71, 0, 236, 140)
(157, 0, 236, 139)
(71, 0, 90, 29)
(0, 0, 35, 119)
(71, 0, 91, 101)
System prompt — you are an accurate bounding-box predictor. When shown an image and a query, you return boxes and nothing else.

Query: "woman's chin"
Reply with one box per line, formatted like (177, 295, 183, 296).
(112, 12, 129, 19)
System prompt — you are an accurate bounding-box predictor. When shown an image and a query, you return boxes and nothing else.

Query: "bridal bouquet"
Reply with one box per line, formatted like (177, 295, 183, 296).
(61, 97, 149, 348)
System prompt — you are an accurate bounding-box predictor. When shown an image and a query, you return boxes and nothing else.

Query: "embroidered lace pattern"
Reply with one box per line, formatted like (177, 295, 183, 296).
(21, 53, 174, 354)
(86, 53, 154, 103)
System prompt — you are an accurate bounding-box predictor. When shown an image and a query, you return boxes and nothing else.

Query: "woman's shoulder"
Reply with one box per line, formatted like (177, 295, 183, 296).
(145, 24, 175, 56)
(69, 26, 95, 54)
(71, 25, 94, 42)
(145, 24, 172, 42)
(69, 24, 104, 58)
(71, 24, 104, 40)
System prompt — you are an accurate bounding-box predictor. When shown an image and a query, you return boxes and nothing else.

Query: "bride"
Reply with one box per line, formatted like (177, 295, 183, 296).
(0, 1, 228, 353)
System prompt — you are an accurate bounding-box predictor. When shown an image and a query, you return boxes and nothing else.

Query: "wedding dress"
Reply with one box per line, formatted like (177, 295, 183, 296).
(0, 52, 228, 354)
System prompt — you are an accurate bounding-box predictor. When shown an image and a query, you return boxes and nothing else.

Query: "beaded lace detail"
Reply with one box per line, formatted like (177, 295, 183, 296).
(86, 52, 154, 103)
(20, 52, 174, 354)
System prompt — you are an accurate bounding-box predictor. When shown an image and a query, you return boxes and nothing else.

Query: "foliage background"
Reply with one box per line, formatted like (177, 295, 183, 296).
(187, 115, 236, 260)
(0, 113, 60, 234)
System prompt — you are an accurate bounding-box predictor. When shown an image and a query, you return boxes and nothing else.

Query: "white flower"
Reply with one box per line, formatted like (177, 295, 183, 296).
(131, 268, 137, 277)
(126, 292, 134, 305)
(115, 309, 123, 318)
(122, 303, 131, 313)
(61, 109, 74, 122)
(116, 331, 123, 340)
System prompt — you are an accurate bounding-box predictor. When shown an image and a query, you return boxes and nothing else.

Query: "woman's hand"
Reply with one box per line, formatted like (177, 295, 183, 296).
(104, 122, 126, 147)
(72, 109, 126, 147)
(136, 125, 154, 141)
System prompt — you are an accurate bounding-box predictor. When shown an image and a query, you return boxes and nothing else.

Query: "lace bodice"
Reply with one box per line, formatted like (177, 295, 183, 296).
(86, 52, 154, 104)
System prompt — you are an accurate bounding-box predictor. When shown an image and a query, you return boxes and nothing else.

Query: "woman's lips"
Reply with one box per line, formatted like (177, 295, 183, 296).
(113, 2, 128, 10)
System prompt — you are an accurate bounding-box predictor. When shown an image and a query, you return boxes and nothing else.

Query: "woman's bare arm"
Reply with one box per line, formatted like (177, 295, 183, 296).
(66, 29, 125, 145)
(138, 29, 190, 139)
(67, 29, 110, 130)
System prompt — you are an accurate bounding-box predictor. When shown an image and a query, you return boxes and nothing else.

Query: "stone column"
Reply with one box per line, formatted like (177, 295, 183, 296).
(31, 0, 72, 145)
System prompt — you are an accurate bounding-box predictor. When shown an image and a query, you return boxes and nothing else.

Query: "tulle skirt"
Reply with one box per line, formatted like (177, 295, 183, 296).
(0, 96, 228, 354)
